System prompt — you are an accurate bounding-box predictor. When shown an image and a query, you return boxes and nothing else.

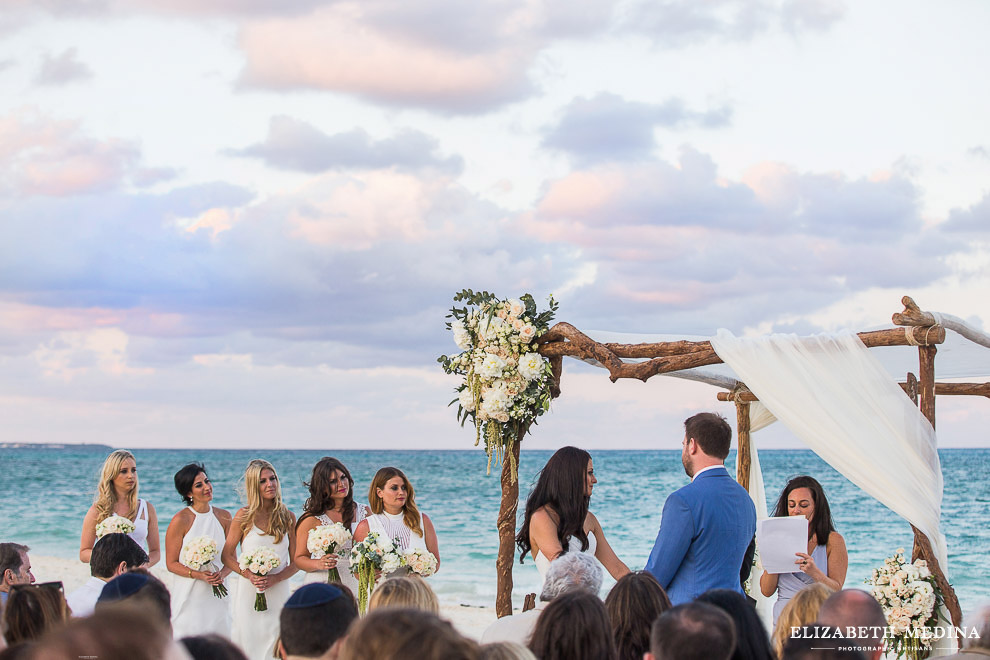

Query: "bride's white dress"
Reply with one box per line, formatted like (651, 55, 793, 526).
(534, 531, 598, 583)
(170, 506, 230, 638)
(301, 504, 368, 593)
(230, 526, 290, 660)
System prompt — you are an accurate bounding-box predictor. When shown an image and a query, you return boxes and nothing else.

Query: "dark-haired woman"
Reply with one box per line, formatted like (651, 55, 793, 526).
(165, 463, 232, 639)
(760, 476, 847, 625)
(604, 571, 671, 660)
(294, 457, 369, 593)
(516, 447, 629, 582)
(529, 590, 617, 660)
(697, 589, 775, 660)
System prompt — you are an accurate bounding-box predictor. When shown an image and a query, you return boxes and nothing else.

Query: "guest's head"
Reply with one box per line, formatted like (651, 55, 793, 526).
(782, 625, 867, 660)
(682, 413, 731, 476)
(647, 601, 736, 660)
(604, 571, 671, 660)
(174, 463, 213, 507)
(368, 576, 439, 614)
(95, 450, 139, 521)
(816, 590, 886, 660)
(338, 608, 478, 660)
(0, 545, 33, 594)
(302, 458, 357, 528)
(89, 534, 148, 580)
(772, 583, 833, 658)
(0, 642, 33, 659)
(368, 468, 423, 538)
(479, 641, 537, 660)
(242, 459, 292, 543)
(96, 569, 171, 632)
(540, 551, 603, 602)
(529, 590, 616, 660)
(28, 604, 174, 660)
(180, 634, 249, 660)
(278, 583, 357, 660)
(961, 601, 990, 650)
(516, 447, 594, 563)
(771, 476, 836, 544)
(697, 589, 774, 660)
(2, 582, 69, 646)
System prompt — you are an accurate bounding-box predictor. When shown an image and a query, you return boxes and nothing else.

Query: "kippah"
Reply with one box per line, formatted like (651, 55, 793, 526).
(98, 572, 150, 602)
(284, 583, 343, 609)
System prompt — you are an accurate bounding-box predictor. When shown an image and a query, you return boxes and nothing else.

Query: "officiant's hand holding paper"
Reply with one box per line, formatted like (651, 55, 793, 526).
(757, 517, 808, 574)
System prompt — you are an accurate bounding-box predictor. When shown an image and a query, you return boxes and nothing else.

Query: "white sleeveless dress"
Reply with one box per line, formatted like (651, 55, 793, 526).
(365, 510, 429, 578)
(171, 506, 230, 639)
(128, 498, 150, 552)
(301, 504, 367, 594)
(230, 525, 291, 660)
(534, 531, 598, 584)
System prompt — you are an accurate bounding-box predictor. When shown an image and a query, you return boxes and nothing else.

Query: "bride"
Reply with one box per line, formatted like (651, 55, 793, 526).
(516, 446, 629, 581)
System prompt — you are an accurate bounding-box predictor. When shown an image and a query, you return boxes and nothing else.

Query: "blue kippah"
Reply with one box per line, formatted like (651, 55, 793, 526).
(284, 583, 343, 609)
(98, 572, 150, 602)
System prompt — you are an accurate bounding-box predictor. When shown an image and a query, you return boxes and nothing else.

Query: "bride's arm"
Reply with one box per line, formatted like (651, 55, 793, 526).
(422, 514, 440, 572)
(529, 508, 564, 561)
(588, 512, 630, 580)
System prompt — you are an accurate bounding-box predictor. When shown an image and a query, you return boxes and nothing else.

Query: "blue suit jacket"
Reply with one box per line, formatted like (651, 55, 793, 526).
(645, 466, 757, 605)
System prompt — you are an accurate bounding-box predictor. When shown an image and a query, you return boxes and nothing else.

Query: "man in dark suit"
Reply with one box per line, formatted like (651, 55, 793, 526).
(645, 412, 757, 605)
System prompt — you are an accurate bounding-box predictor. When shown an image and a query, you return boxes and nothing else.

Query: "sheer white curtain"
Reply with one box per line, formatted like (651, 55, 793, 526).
(737, 401, 776, 629)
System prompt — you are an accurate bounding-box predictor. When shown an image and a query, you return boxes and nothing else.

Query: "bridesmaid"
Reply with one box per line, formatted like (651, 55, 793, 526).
(165, 463, 233, 638)
(222, 459, 297, 660)
(293, 457, 369, 593)
(79, 449, 160, 566)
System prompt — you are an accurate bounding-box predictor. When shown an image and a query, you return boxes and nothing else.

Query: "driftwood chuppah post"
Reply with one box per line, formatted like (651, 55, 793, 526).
(490, 296, 971, 624)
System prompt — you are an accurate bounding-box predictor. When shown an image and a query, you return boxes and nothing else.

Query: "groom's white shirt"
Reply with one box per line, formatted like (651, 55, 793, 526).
(691, 464, 725, 482)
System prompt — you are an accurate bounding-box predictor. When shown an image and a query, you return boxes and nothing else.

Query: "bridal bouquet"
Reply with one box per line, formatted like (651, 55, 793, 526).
(307, 522, 352, 583)
(438, 290, 557, 477)
(181, 536, 227, 598)
(238, 547, 281, 611)
(866, 548, 944, 659)
(402, 548, 438, 578)
(95, 514, 135, 537)
(349, 532, 403, 613)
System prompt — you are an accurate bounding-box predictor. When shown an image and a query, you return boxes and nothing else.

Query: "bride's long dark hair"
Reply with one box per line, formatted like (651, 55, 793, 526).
(516, 446, 592, 563)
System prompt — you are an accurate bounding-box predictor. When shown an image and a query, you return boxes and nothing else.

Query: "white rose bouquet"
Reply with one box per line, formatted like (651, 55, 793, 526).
(307, 522, 352, 583)
(181, 536, 227, 598)
(349, 532, 404, 613)
(402, 548, 438, 578)
(95, 514, 136, 537)
(866, 547, 943, 659)
(439, 290, 558, 479)
(238, 547, 281, 611)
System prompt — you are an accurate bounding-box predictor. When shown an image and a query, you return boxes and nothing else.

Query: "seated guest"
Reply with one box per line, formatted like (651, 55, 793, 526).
(479, 642, 537, 660)
(646, 601, 736, 660)
(782, 625, 866, 660)
(368, 576, 439, 614)
(181, 635, 249, 660)
(278, 583, 357, 660)
(605, 571, 672, 660)
(528, 591, 616, 660)
(483, 551, 603, 645)
(2, 582, 69, 646)
(338, 608, 478, 660)
(945, 600, 990, 659)
(697, 589, 775, 660)
(27, 604, 184, 660)
(816, 590, 886, 660)
(772, 584, 833, 659)
(0, 545, 34, 606)
(66, 533, 148, 617)
(96, 569, 172, 633)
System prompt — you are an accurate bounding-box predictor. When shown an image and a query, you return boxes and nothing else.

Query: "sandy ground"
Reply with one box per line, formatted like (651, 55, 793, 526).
(33, 555, 498, 641)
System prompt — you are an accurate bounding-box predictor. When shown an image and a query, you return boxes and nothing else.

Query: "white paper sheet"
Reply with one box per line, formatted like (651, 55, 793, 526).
(757, 516, 808, 574)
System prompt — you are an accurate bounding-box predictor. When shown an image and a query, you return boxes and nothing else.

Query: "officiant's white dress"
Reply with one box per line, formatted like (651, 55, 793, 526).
(171, 506, 230, 638)
(365, 510, 428, 578)
(231, 526, 290, 660)
(534, 532, 598, 583)
(301, 504, 368, 593)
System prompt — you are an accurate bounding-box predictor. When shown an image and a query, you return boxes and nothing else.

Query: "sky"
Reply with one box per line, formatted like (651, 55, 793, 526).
(1, 0, 989, 451)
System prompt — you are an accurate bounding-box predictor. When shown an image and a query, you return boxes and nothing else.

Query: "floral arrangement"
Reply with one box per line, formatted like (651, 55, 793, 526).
(866, 547, 944, 659)
(438, 290, 558, 477)
(95, 514, 135, 537)
(307, 522, 353, 583)
(238, 547, 281, 611)
(402, 548, 438, 578)
(349, 532, 403, 613)
(181, 536, 228, 598)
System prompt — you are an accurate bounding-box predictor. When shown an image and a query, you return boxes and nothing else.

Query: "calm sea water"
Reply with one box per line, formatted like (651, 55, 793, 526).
(0, 447, 987, 612)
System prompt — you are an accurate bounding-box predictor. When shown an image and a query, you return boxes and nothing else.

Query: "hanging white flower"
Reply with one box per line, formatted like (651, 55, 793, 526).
(517, 352, 544, 381)
(452, 319, 472, 350)
(458, 389, 476, 412)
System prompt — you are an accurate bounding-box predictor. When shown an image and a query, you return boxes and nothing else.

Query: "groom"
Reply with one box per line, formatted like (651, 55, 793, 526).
(645, 412, 756, 605)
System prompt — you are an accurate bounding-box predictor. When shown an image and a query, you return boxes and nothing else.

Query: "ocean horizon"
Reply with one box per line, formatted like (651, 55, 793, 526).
(2, 446, 987, 613)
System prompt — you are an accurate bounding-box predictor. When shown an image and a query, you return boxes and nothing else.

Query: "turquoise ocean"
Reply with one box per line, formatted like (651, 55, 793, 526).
(1, 447, 987, 613)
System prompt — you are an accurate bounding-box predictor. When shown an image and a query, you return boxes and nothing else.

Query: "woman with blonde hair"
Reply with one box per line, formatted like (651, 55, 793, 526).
(368, 575, 439, 614)
(221, 459, 297, 660)
(770, 583, 833, 659)
(79, 450, 160, 566)
(352, 467, 440, 575)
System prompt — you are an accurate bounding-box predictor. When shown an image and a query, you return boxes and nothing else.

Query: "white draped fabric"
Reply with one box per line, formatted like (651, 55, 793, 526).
(736, 401, 775, 629)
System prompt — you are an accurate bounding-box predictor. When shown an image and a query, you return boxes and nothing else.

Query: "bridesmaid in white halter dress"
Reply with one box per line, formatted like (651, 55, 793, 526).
(79, 449, 161, 567)
(294, 457, 369, 594)
(222, 460, 298, 660)
(517, 447, 629, 585)
(352, 467, 440, 579)
(165, 463, 233, 638)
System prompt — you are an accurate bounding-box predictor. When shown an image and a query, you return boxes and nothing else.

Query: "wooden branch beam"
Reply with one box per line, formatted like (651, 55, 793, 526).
(911, 524, 962, 627)
(919, 346, 937, 430)
(717, 381, 990, 403)
(893, 296, 938, 327)
(735, 401, 751, 491)
(495, 426, 525, 618)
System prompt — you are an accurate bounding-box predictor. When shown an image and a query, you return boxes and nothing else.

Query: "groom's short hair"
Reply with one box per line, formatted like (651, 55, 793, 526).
(280, 583, 357, 657)
(650, 601, 736, 660)
(90, 534, 148, 579)
(684, 412, 732, 459)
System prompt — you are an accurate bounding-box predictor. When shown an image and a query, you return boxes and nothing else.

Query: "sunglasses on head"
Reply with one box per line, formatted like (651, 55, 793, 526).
(10, 581, 64, 593)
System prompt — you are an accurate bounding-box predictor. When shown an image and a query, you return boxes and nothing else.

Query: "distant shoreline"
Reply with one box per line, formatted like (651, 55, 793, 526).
(2, 444, 986, 451)
(0, 443, 113, 450)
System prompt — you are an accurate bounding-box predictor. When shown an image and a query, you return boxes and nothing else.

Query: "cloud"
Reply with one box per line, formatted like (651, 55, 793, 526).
(35, 48, 93, 85)
(968, 146, 990, 160)
(942, 192, 990, 232)
(543, 93, 732, 164)
(229, 115, 463, 174)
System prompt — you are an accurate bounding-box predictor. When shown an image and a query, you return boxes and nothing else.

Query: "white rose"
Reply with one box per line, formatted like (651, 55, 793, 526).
(518, 324, 537, 342)
(483, 382, 510, 411)
(517, 352, 544, 381)
(458, 389, 476, 412)
(507, 299, 525, 318)
(477, 353, 506, 379)
(451, 320, 471, 350)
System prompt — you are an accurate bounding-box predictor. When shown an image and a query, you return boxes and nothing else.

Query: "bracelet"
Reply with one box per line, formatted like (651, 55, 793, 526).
(188, 568, 192, 578)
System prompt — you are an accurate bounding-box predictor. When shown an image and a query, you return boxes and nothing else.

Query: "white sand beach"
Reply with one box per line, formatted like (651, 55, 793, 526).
(33, 555, 499, 641)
